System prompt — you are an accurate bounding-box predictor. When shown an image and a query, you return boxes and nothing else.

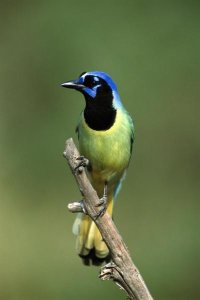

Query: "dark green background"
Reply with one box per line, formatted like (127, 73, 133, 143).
(0, 1, 199, 299)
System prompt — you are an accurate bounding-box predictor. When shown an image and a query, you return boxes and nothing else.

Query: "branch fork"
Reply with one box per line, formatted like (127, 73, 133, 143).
(63, 138, 153, 300)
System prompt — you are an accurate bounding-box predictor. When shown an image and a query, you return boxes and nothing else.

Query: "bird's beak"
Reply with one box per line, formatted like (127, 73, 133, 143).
(61, 80, 85, 91)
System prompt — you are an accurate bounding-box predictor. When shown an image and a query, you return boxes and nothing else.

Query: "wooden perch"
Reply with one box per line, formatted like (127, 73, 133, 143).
(63, 138, 153, 300)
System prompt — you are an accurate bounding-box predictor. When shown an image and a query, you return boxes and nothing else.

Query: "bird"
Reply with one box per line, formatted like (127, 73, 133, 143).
(61, 71, 134, 265)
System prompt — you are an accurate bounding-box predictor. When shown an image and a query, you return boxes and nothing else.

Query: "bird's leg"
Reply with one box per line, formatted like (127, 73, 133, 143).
(74, 155, 89, 173)
(94, 182, 108, 219)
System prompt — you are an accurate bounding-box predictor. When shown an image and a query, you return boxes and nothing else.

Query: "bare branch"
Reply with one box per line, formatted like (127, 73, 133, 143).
(63, 138, 153, 300)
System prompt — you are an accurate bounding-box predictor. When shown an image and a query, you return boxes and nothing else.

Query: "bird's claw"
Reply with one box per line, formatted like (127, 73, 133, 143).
(94, 183, 108, 219)
(74, 156, 89, 173)
(94, 195, 107, 219)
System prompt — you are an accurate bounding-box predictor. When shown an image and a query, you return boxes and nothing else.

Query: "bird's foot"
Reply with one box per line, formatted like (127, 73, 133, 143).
(94, 183, 108, 219)
(68, 200, 87, 214)
(74, 156, 89, 173)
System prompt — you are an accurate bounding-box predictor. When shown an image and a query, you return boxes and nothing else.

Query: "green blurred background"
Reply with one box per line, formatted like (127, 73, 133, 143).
(0, 1, 199, 299)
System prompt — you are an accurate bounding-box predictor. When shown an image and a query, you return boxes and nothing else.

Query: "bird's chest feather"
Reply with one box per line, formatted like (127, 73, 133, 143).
(77, 110, 132, 183)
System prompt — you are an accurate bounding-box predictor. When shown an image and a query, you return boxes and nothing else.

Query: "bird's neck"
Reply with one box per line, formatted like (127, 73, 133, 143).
(84, 95, 117, 131)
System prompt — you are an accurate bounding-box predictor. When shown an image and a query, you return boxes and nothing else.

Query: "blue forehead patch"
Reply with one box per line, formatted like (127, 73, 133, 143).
(86, 71, 118, 93)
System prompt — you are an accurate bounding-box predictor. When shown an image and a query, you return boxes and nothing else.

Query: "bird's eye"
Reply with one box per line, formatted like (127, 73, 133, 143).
(84, 76, 98, 88)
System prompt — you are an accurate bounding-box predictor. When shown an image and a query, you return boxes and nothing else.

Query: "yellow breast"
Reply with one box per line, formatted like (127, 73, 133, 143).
(78, 109, 132, 185)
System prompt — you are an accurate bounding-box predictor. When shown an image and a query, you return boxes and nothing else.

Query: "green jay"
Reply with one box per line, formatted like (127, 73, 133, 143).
(62, 71, 134, 265)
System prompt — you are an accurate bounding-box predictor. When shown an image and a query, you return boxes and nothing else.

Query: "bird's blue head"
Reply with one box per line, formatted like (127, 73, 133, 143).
(61, 71, 123, 109)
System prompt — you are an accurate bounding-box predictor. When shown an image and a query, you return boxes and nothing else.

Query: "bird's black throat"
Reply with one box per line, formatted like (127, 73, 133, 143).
(83, 93, 116, 131)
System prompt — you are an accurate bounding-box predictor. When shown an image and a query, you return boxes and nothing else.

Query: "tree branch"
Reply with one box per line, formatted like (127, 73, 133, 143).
(63, 138, 153, 300)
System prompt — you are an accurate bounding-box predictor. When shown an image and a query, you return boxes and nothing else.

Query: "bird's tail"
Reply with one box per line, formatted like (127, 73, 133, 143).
(72, 198, 113, 265)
